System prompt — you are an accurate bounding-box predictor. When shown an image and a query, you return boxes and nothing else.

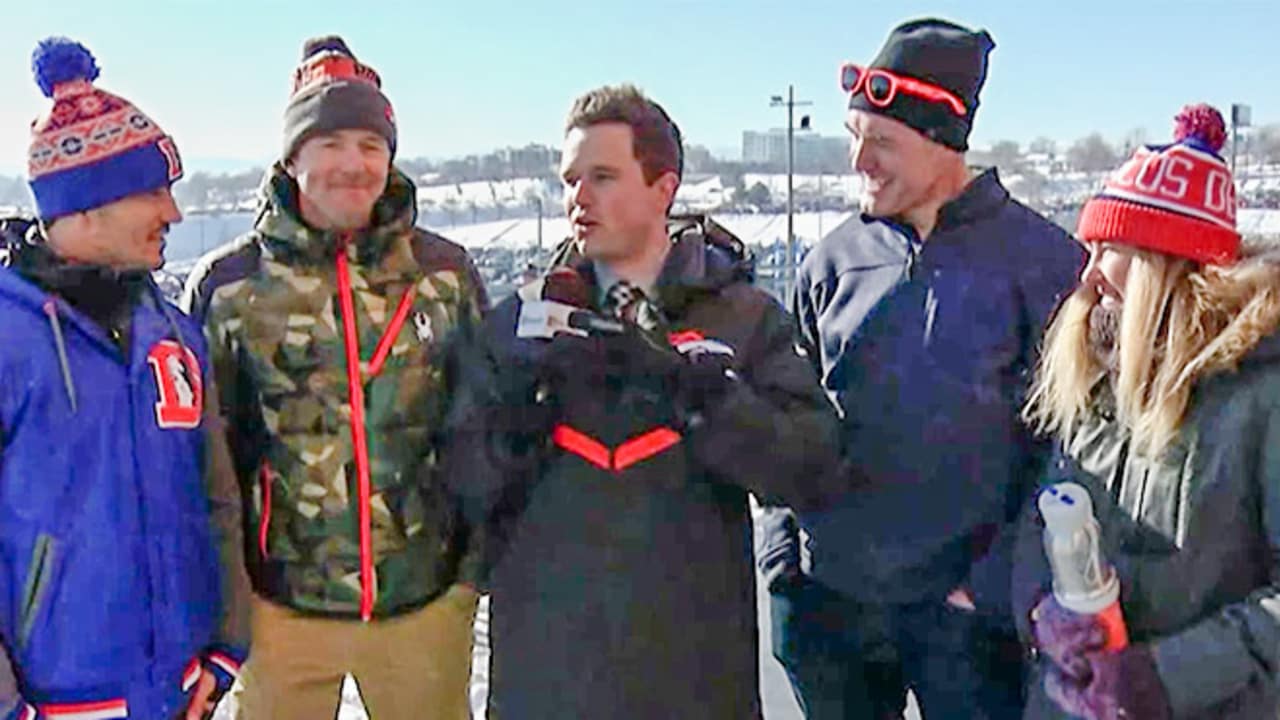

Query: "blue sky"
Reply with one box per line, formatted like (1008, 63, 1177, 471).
(0, 0, 1274, 174)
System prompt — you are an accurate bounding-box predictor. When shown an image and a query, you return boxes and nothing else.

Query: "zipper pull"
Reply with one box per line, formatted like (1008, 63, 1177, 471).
(899, 224, 922, 281)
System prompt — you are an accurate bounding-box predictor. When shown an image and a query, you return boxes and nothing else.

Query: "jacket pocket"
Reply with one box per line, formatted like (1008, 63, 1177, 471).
(18, 533, 58, 652)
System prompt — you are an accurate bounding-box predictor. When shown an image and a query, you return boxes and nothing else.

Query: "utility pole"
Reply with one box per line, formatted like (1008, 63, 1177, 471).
(770, 86, 812, 301)
(1231, 103, 1252, 179)
(529, 194, 544, 252)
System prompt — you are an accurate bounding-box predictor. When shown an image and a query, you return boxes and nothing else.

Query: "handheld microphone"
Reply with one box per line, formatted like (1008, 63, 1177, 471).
(516, 266, 625, 339)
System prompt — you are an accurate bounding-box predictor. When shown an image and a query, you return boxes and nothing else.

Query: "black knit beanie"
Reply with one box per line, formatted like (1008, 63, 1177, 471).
(282, 36, 397, 161)
(848, 18, 994, 151)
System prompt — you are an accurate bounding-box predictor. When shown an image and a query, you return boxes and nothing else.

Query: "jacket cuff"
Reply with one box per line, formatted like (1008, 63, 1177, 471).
(963, 526, 1016, 623)
(2, 702, 38, 720)
(203, 644, 247, 692)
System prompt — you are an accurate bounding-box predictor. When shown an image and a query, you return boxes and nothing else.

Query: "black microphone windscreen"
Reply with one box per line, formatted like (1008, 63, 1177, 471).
(542, 266, 591, 308)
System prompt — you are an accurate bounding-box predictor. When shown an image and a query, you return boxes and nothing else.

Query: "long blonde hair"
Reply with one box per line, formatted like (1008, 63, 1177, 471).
(1025, 248, 1280, 455)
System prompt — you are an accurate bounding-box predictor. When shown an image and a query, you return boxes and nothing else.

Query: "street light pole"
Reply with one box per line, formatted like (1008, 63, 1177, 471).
(771, 86, 812, 301)
(1230, 103, 1252, 179)
(786, 86, 794, 301)
(529, 194, 544, 252)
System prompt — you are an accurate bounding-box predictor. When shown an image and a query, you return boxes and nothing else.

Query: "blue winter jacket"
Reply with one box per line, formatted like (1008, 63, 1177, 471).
(0, 265, 223, 719)
(760, 170, 1083, 611)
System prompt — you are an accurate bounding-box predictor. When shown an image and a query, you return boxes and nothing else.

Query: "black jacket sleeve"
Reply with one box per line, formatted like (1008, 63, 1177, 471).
(439, 301, 546, 588)
(685, 298, 844, 512)
(751, 271, 827, 589)
(435, 265, 494, 588)
(790, 263, 826, 384)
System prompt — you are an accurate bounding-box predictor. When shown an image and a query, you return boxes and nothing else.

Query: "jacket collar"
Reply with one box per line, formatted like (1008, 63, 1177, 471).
(934, 167, 1009, 232)
(855, 168, 1009, 244)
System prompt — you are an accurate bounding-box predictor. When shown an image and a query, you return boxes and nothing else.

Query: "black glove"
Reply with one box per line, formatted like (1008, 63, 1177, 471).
(598, 326, 739, 425)
(600, 325, 681, 383)
(491, 359, 559, 437)
(673, 346, 737, 417)
(539, 332, 609, 390)
(475, 354, 565, 472)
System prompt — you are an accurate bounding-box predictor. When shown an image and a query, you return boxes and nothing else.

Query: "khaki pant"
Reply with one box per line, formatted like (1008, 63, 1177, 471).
(236, 585, 478, 720)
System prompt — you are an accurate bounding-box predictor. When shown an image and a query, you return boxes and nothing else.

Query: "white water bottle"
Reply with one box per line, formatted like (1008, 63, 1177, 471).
(1038, 481, 1129, 651)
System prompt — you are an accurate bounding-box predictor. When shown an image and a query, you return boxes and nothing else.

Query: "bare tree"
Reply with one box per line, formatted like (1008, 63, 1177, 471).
(1067, 134, 1121, 173)
(987, 140, 1023, 172)
(442, 196, 460, 227)
(1009, 171, 1050, 208)
(173, 172, 212, 210)
(743, 182, 772, 209)
(1256, 124, 1280, 164)
(1028, 137, 1057, 156)
(1120, 127, 1149, 156)
(489, 181, 503, 219)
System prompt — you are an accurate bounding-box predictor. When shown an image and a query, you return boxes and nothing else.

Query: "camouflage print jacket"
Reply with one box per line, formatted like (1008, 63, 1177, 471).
(182, 165, 487, 619)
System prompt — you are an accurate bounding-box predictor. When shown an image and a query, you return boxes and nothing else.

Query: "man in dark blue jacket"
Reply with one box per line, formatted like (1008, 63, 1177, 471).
(757, 18, 1083, 720)
(0, 38, 248, 720)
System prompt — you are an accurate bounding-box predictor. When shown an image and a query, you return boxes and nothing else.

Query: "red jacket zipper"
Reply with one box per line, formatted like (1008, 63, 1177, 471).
(259, 460, 273, 559)
(334, 236, 418, 621)
(335, 236, 376, 621)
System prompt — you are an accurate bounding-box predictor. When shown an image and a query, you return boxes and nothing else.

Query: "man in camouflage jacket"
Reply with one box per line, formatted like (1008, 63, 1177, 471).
(183, 36, 486, 720)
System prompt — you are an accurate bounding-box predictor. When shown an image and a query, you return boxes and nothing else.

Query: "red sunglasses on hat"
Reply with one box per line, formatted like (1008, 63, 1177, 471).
(839, 63, 968, 117)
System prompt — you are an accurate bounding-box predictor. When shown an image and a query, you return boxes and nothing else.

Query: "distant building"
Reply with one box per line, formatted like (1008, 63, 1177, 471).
(742, 129, 847, 172)
(495, 144, 560, 178)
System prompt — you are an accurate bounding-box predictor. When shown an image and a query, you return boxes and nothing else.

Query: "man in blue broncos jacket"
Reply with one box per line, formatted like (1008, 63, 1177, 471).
(757, 18, 1083, 720)
(0, 38, 249, 720)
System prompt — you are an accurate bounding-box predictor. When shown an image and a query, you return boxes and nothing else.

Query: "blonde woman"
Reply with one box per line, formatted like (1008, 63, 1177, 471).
(1017, 104, 1280, 720)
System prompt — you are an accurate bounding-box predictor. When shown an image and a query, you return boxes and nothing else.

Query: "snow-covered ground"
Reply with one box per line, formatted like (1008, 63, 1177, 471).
(427, 210, 856, 252)
(1239, 207, 1280, 238)
(415, 177, 559, 214)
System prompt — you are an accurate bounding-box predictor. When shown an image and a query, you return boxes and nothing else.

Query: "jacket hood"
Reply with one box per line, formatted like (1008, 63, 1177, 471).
(1, 241, 190, 417)
(1177, 249, 1280, 385)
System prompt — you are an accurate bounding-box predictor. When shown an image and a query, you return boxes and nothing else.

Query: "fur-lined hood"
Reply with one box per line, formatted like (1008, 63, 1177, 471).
(1178, 247, 1280, 387)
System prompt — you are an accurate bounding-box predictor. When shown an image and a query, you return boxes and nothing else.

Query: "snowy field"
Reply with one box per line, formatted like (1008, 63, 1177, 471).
(418, 207, 1280, 252)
